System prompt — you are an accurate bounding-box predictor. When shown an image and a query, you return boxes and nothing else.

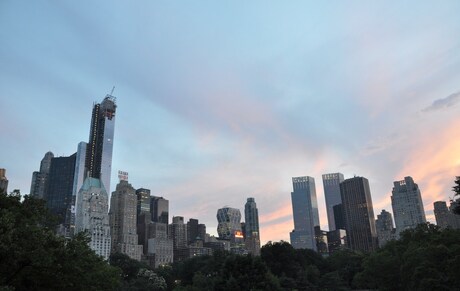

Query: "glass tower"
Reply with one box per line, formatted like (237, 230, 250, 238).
(322, 173, 344, 231)
(289, 176, 320, 250)
(85, 95, 117, 195)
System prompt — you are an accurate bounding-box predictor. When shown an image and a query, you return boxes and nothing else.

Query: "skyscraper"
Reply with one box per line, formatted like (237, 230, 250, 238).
(244, 197, 261, 255)
(322, 173, 344, 231)
(289, 176, 320, 251)
(45, 153, 76, 227)
(85, 95, 117, 195)
(340, 176, 378, 252)
(151, 196, 169, 224)
(30, 152, 54, 199)
(375, 209, 396, 247)
(0, 168, 8, 194)
(75, 177, 111, 259)
(434, 201, 460, 229)
(217, 207, 244, 244)
(391, 176, 426, 236)
(109, 177, 143, 261)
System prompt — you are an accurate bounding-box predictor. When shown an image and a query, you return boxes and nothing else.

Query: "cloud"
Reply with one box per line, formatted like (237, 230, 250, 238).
(422, 91, 460, 113)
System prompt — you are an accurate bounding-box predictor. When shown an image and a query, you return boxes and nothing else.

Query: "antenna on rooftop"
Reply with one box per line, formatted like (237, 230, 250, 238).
(110, 86, 115, 95)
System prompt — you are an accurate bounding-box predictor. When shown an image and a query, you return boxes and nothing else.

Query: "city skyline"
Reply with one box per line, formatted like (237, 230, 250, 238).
(2, 1, 460, 244)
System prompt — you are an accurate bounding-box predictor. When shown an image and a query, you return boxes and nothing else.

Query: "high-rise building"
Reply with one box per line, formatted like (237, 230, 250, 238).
(340, 176, 378, 252)
(314, 226, 329, 255)
(391, 176, 426, 236)
(333, 204, 346, 230)
(0, 168, 9, 194)
(109, 178, 143, 261)
(75, 177, 111, 259)
(375, 210, 396, 247)
(147, 222, 173, 268)
(151, 196, 169, 224)
(85, 95, 117, 196)
(217, 207, 244, 245)
(30, 152, 54, 199)
(434, 201, 460, 229)
(45, 153, 76, 227)
(72, 142, 87, 197)
(327, 229, 346, 254)
(289, 176, 320, 250)
(169, 216, 188, 262)
(187, 218, 199, 245)
(136, 188, 151, 221)
(322, 173, 344, 231)
(244, 197, 261, 256)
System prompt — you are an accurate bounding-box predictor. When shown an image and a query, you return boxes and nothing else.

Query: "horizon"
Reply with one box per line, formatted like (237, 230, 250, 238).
(1, 1, 460, 244)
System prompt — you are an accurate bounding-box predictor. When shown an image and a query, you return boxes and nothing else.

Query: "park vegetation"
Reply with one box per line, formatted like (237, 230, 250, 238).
(1, 188, 460, 290)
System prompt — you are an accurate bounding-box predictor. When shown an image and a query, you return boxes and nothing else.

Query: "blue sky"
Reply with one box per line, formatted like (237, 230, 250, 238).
(1, 1, 460, 242)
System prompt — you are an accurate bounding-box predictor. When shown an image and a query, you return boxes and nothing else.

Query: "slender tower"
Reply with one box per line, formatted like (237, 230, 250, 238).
(244, 197, 261, 255)
(85, 94, 117, 195)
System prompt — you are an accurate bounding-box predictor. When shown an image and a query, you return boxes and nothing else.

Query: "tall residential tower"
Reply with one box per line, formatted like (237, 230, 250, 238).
(391, 176, 426, 236)
(244, 197, 261, 255)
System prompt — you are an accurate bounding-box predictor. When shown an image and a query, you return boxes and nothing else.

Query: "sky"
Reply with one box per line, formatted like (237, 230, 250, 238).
(1, 1, 460, 244)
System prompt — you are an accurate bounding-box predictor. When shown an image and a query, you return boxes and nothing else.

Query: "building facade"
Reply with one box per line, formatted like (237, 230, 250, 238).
(217, 207, 244, 246)
(109, 179, 143, 261)
(434, 201, 460, 229)
(30, 152, 54, 199)
(45, 153, 76, 227)
(289, 176, 320, 250)
(0, 168, 9, 194)
(75, 177, 111, 259)
(322, 173, 344, 231)
(244, 197, 261, 255)
(375, 209, 396, 247)
(151, 196, 169, 224)
(85, 95, 117, 196)
(340, 176, 378, 252)
(391, 176, 426, 236)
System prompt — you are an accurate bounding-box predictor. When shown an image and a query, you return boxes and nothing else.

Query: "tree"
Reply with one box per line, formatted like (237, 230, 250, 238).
(0, 190, 121, 290)
(452, 176, 460, 214)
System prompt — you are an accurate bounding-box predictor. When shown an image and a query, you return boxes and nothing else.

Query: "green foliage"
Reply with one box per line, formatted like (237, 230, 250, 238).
(0, 191, 121, 290)
(354, 223, 460, 290)
(452, 176, 460, 214)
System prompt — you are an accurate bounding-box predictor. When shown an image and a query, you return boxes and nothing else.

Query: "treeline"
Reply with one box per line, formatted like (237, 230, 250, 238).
(2, 191, 460, 290)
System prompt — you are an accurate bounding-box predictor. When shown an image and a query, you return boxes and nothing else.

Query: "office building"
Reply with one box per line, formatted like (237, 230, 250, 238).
(30, 152, 54, 198)
(327, 229, 346, 254)
(340, 176, 378, 252)
(146, 222, 173, 268)
(85, 95, 117, 195)
(244, 197, 261, 255)
(322, 173, 344, 231)
(109, 177, 143, 261)
(0, 168, 9, 194)
(151, 196, 169, 224)
(314, 226, 329, 255)
(391, 177, 426, 236)
(187, 218, 199, 244)
(45, 153, 76, 227)
(289, 176, 320, 250)
(169, 216, 188, 262)
(136, 188, 151, 221)
(434, 201, 460, 229)
(75, 177, 111, 259)
(333, 204, 346, 230)
(375, 209, 396, 247)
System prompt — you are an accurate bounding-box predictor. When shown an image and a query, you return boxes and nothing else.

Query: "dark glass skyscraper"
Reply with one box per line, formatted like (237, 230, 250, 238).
(340, 176, 378, 252)
(46, 153, 76, 225)
(85, 95, 117, 194)
(289, 176, 320, 250)
(322, 173, 344, 231)
(151, 196, 169, 224)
